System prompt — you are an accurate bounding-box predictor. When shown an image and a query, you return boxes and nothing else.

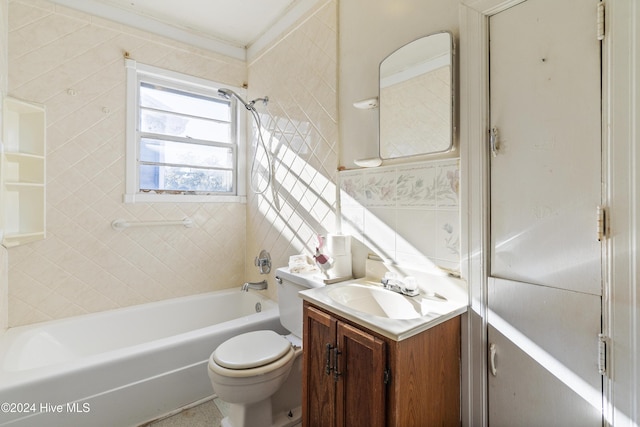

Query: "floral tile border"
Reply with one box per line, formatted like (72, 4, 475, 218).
(338, 158, 461, 274)
(396, 165, 437, 207)
(339, 158, 459, 209)
(363, 169, 396, 207)
(338, 170, 364, 206)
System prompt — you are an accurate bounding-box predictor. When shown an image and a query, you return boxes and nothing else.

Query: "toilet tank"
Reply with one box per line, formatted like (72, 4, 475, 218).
(275, 267, 326, 338)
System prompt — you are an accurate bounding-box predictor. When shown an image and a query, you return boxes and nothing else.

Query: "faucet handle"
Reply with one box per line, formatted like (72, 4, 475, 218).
(403, 276, 418, 292)
(254, 250, 271, 274)
(382, 271, 398, 289)
(401, 276, 420, 297)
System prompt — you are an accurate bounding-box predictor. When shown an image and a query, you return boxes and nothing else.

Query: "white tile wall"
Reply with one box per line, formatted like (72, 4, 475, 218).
(339, 159, 461, 274)
(7, 0, 248, 326)
(245, 0, 339, 297)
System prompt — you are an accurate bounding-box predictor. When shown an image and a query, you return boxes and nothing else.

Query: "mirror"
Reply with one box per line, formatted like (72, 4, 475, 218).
(379, 32, 454, 159)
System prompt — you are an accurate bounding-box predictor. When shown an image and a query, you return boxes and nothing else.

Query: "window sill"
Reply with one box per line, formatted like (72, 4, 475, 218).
(123, 193, 247, 204)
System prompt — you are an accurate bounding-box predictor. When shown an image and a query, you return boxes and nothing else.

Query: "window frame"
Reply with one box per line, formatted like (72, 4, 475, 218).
(124, 59, 246, 203)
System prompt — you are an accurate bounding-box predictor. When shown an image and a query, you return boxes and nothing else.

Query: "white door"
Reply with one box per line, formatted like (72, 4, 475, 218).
(488, 0, 603, 425)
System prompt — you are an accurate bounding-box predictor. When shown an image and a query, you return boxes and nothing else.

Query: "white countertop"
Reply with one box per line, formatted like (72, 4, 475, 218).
(299, 274, 468, 341)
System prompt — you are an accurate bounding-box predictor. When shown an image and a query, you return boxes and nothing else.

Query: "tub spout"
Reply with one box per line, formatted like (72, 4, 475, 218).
(241, 280, 268, 292)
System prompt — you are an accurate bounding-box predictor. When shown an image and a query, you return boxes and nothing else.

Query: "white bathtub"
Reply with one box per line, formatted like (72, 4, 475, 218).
(0, 289, 286, 427)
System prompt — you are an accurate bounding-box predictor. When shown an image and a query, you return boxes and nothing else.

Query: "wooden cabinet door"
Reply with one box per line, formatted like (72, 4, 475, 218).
(303, 304, 337, 427)
(335, 322, 386, 427)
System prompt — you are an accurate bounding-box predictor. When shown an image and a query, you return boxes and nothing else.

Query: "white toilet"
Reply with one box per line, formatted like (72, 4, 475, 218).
(208, 267, 325, 427)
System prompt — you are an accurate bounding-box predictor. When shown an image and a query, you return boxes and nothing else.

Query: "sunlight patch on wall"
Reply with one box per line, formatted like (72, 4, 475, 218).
(339, 159, 460, 275)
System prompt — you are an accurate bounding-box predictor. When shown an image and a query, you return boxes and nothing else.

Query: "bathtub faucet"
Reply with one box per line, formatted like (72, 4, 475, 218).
(241, 280, 268, 292)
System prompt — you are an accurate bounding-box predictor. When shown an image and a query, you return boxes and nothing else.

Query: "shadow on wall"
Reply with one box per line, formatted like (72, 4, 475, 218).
(249, 107, 460, 278)
(339, 159, 461, 276)
(249, 111, 337, 260)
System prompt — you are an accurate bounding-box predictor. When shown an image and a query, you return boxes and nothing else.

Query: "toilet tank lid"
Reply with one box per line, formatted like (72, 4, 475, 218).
(213, 330, 291, 369)
(275, 267, 326, 289)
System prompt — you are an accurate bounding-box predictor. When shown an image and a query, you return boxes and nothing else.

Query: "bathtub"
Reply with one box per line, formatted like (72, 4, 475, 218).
(0, 289, 286, 427)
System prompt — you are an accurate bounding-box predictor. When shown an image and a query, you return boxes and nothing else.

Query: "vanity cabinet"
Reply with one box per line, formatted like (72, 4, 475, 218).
(1, 97, 46, 247)
(302, 301, 461, 427)
(303, 303, 386, 427)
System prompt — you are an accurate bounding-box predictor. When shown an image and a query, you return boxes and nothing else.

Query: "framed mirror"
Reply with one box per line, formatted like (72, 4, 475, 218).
(379, 32, 454, 159)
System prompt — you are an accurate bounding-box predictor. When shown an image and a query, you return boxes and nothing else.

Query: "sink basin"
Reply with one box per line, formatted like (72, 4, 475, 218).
(327, 284, 423, 319)
(300, 274, 468, 341)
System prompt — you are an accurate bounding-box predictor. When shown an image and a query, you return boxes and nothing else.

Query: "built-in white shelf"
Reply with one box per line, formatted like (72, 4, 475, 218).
(2, 97, 46, 247)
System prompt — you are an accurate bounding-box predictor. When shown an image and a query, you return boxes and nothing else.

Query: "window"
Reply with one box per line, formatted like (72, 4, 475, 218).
(125, 59, 246, 203)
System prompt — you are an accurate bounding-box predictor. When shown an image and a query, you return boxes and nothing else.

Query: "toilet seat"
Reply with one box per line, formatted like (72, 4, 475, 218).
(209, 330, 296, 379)
(209, 346, 295, 379)
(213, 330, 291, 369)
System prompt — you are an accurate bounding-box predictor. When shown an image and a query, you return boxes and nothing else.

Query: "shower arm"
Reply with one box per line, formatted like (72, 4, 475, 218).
(217, 88, 267, 110)
(218, 88, 272, 195)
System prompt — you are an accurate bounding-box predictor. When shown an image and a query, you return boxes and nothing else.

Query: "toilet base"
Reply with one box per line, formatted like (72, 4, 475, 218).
(224, 398, 269, 427)
(220, 404, 301, 427)
(272, 405, 301, 427)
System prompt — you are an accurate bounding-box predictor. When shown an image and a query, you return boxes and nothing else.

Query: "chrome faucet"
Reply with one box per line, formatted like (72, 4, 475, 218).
(241, 280, 268, 292)
(381, 277, 419, 297)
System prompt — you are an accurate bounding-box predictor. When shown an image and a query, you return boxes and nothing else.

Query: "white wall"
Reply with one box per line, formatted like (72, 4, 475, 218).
(0, 0, 8, 331)
(339, 0, 459, 169)
(336, 0, 462, 281)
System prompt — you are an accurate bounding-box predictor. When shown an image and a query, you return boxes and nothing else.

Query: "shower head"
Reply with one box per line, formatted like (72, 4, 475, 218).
(218, 88, 269, 110)
(218, 87, 272, 194)
(218, 88, 248, 107)
(217, 88, 232, 98)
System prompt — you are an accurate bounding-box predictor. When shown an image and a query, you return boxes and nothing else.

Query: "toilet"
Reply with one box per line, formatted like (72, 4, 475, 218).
(208, 267, 325, 427)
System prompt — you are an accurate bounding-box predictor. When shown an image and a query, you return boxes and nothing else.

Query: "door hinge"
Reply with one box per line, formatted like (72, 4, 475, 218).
(384, 368, 391, 385)
(597, 2, 605, 41)
(598, 334, 607, 375)
(597, 205, 607, 241)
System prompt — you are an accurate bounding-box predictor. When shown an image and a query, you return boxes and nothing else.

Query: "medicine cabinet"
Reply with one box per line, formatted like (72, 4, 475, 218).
(379, 32, 454, 159)
(1, 97, 46, 247)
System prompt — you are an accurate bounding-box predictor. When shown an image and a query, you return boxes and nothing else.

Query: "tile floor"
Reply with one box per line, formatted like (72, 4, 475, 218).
(143, 398, 302, 427)
(143, 398, 228, 427)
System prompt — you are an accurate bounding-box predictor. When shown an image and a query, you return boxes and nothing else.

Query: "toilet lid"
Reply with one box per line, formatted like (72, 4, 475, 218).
(213, 330, 291, 369)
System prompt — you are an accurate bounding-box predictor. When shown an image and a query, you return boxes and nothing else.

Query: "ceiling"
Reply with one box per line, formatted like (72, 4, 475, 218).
(49, 0, 318, 60)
